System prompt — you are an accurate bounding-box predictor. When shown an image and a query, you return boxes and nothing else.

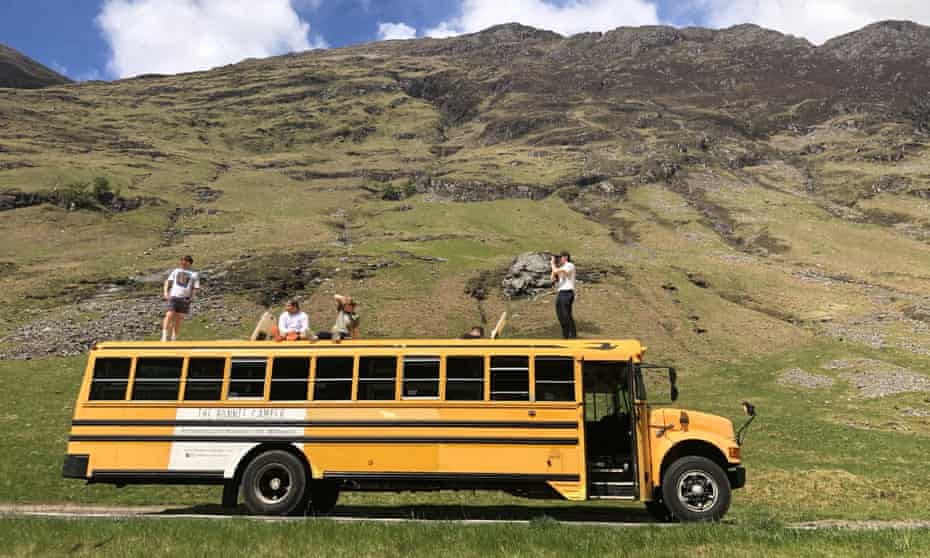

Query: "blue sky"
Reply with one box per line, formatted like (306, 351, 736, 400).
(1, 0, 928, 81)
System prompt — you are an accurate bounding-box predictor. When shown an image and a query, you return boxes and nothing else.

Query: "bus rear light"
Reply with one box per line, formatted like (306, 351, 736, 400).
(728, 447, 741, 460)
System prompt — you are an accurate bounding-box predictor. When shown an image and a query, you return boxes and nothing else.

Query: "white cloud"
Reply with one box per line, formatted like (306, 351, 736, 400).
(377, 21, 417, 40)
(50, 61, 70, 77)
(424, 0, 660, 38)
(97, 0, 323, 79)
(693, 0, 930, 44)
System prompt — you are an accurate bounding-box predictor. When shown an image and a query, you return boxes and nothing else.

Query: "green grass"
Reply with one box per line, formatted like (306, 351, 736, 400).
(1, 518, 929, 558)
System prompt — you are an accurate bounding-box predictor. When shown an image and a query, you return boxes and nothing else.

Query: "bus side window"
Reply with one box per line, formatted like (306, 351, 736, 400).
(403, 356, 439, 398)
(131, 358, 183, 401)
(490, 356, 529, 401)
(88, 358, 132, 401)
(228, 358, 267, 399)
(358, 356, 397, 400)
(270, 357, 310, 401)
(183, 358, 225, 401)
(313, 357, 353, 400)
(534, 357, 575, 401)
(445, 356, 484, 400)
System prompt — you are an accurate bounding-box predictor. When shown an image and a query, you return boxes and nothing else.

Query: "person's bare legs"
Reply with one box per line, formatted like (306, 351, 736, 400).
(172, 313, 185, 340)
(162, 310, 175, 341)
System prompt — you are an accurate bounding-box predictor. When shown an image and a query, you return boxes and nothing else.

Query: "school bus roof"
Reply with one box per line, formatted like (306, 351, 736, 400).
(92, 338, 646, 360)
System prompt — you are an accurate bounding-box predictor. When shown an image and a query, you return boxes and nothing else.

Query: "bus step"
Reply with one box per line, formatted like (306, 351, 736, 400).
(588, 482, 635, 498)
(589, 495, 636, 500)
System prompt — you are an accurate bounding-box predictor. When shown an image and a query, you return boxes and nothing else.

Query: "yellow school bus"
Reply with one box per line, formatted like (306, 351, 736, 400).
(63, 338, 751, 521)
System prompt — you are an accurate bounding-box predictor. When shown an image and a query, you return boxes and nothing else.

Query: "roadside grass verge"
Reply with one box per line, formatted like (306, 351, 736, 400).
(0, 517, 928, 558)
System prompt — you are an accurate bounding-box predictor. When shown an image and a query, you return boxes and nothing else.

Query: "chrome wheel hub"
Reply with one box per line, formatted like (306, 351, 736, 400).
(677, 470, 717, 513)
(255, 465, 292, 505)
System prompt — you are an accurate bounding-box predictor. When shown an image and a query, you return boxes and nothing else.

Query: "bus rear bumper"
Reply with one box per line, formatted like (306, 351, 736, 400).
(62, 454, 90, 479)
(727, 465, 746, 489)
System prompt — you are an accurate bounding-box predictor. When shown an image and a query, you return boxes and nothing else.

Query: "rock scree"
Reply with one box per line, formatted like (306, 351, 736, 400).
(777, 367, 835, 389)
(823, 358, 930, 399)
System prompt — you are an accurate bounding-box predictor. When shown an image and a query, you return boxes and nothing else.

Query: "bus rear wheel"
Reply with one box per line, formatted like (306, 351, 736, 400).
(661, 456, 731, 522)
(242, 450, 309, 516)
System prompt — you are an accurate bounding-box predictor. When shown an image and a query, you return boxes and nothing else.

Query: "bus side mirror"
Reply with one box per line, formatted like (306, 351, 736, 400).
(669, 367, 679, 402)
(742, 401, 756, 417)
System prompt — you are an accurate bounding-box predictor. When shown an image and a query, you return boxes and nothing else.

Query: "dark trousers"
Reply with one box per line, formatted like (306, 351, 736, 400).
(556, 290, 577, 339)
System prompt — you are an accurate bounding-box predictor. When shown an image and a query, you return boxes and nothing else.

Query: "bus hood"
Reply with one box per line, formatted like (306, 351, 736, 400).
(651, 408, 736, 443)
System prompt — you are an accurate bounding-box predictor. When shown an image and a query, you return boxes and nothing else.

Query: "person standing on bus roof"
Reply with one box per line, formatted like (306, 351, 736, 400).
(550, 251, 577, 339)
(161, 255, 200, 341)
(277, 299, 311, 341)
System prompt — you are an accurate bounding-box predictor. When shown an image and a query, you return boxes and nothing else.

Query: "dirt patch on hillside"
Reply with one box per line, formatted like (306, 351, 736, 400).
(822, 358, 930, 398)
(777, 367, 835, 389)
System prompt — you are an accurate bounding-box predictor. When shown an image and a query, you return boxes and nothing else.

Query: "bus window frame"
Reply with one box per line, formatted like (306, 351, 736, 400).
(181, 353, 229, 403)
(86, 355, 134, 402)
(225, 356, 270, 401)
(267, 355, 312, 402)
(443, 353, 487, 402)
(130, 356, 186, 402)
(488, 352, 532, 403)
(401, 355, 441, 400)
(313, 354, 355, 402)
(356, 353, 400, 402)
(532, 354, 577, 403)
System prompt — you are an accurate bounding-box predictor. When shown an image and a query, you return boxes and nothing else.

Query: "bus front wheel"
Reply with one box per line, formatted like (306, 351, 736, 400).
(661, 456, 731, 522)
(242, 450, 309, 516)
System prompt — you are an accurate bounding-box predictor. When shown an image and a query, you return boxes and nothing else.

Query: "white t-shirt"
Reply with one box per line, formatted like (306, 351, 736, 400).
(167, 268, 200, 299)
(278, 311, 309, 335)
(555, 261, 576, 291)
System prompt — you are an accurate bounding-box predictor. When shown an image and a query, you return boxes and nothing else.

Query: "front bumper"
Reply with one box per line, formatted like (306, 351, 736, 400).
(62, 454, 89, 479)
(727, 465, 746, 489)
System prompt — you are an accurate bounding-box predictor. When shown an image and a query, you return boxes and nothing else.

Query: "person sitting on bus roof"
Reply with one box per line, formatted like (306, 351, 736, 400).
(316, 294, 359, 341)
(276, 299, 311, 341)
(461, 325, 484, 339)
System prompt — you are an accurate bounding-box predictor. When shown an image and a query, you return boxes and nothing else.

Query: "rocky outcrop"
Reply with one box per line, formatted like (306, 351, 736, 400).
(421, 179, 553, 202)
(501, 252, 555, 298)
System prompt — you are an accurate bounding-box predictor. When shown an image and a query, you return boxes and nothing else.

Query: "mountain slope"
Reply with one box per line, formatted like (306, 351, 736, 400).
(0, 20, 928, 368)
(0, 44, 71, 89)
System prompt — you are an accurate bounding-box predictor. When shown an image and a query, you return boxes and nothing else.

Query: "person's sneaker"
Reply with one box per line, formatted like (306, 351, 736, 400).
(161, 330, 167, 342)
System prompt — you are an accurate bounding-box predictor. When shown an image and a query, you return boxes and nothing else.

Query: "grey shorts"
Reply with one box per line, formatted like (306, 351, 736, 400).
(167, 297, 191, 314)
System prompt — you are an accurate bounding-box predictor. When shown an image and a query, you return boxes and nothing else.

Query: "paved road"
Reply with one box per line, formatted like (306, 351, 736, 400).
(1, 505, 928, 530)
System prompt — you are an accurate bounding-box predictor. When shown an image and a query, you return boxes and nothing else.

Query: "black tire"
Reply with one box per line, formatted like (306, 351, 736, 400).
(660, 455, 731, 522)
(644, 499, 675, 522)
(307, 480, 340, 514)
(241, 450, 309, 516)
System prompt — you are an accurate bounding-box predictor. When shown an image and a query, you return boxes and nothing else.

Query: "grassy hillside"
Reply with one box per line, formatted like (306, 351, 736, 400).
(0, 44, 71, 89)
(0, 22, 928, 525)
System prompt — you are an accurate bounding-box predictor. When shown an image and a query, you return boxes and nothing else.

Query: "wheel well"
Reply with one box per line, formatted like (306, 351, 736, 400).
(232, 443, 312, 488)
(658, 440, 728, 488)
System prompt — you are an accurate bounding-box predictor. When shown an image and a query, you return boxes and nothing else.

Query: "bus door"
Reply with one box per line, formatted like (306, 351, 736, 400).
(581, 361, 637, 499)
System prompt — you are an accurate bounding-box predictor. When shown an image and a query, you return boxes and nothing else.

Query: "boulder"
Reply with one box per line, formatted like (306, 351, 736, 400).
(502, 252, 555, 298)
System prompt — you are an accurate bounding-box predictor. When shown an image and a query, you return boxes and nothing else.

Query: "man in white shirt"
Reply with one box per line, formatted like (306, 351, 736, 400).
(161, 255, 200, 341)
(277, 299, 311, 341)
(550, 251, 577, 339)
